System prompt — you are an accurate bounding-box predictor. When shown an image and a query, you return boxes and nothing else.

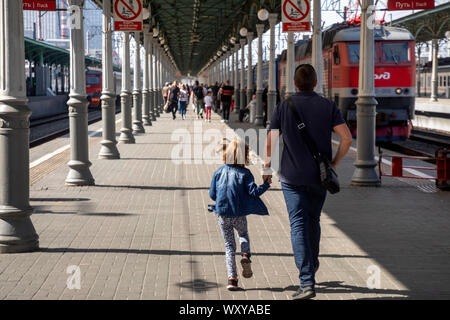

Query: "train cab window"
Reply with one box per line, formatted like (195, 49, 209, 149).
(382, 43, 409, 63)
(86, 76, 100, 85)
(348, 44, 376, 63)
(444, 76, 447, 87)
(333, 46, 340, 65)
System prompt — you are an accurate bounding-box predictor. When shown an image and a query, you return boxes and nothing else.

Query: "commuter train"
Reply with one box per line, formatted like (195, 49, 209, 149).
(277, 23, 416, 142)
(86, 68, 122, 107)
(417, 57, 450, 97)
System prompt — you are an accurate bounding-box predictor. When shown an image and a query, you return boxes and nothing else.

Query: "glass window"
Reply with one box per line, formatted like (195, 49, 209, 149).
(382, 43, 409, 63)
(86, 76, 100, 85)
(348, 44, 376, 63)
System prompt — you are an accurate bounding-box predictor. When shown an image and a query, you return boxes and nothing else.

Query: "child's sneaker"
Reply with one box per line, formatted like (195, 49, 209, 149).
(227, 277, 239, 291)
(240, 253, 253, 278)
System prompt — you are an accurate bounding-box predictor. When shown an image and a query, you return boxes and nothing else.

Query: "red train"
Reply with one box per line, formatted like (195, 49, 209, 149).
(86, 68, 122, 107)
(278, 23, 416, 142)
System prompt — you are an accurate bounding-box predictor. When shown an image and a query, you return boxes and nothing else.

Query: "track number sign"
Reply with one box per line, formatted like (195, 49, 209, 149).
(388, 0, 435, 11)
(113, 0, 143, 31)
(23, 0, 56, 11)
(282, 0, 311, 32)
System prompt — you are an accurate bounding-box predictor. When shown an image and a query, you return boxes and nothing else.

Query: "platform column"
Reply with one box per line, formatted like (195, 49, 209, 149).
(119, 32, 135, 144)
(142, 26, 151, 126)
(312, 0, 323, 96)
(285, 32, 295, 99)
(267, 13, 278, 127)
(351, 0, 380, 186)
(247, 32, 254, 122)
(65, 0, 95, 186)
(0, 0, 39, 253)
(240, 38, 246, 111)
(99, 0, 120, 159)
(255, 24, 265, 126)
(148, 32, 156, 121)
(152, 38, 160, 117)
(430, 38, 438, 102)
(132, 33, 145, 134)
(234, 43, 240, 113)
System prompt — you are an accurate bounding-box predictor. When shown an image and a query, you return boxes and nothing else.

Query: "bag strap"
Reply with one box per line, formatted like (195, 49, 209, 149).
(286, 97, 321, 162)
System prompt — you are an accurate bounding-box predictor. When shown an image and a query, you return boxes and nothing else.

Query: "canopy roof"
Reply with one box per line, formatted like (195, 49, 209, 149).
(390, 2, 450, 43)
(94, 0, 281, 76)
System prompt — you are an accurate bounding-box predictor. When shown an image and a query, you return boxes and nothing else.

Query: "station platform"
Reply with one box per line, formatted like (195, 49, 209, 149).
(1, 108, 449, 300)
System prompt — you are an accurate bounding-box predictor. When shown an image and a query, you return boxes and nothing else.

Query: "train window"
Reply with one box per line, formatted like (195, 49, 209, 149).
(444, 76, 447, 87)
(440, 76, 442, 87)
(382, 43, 409, 63)
(86, 76, 100, 85)
(348, 44, 376, 63)
(448, 76, 450, 87)
(333, 46, 340, 65)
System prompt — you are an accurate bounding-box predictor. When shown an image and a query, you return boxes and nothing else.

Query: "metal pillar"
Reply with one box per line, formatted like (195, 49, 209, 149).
(132, 33, 145, 134)
(430, 38, 438, 102)
(312, 0, 323, 95)
(152, 38, 160, 117)
(234, 43, 240, 113)
(351, 0, 380, 186)
(99, 0, 120, 159)
(119, 32, 135, 144)
(66, 0, 95, 186)
(142, 27, 151, 126)
(285, 32, 295, 98)
(255, 24, 265, 126)
(240, 38, 246, 111)
(267, 13, 278, 127)
(0, 0, 39, 253)
(149, 33, 156, 121)
(247, 32, 254, 122)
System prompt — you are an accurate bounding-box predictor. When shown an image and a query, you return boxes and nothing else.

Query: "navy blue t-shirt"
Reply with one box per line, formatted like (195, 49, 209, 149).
(269, 91, 345, 186)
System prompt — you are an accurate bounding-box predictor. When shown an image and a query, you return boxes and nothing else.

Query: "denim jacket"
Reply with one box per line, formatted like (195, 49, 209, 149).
(209, 165, 270, 217)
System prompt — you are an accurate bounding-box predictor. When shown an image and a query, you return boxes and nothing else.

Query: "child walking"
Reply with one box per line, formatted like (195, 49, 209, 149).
(204, 89, 213, 122)
(209, 139, 271, 290)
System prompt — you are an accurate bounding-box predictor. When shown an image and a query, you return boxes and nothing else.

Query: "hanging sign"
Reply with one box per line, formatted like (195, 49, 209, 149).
(387, 0, 435, 10)
(282, 0, 311, 32)
(23, 0, 57, 11)
(113, 0, 143, 31)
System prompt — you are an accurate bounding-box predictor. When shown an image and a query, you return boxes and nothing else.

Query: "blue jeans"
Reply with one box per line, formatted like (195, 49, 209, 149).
(179, 101, 187, 117)
(281, 183, 327, 288)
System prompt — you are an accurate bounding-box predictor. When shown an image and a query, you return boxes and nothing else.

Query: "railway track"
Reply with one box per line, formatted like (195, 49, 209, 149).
(378, 129, 449, 165)
(29, 107, 119, 148)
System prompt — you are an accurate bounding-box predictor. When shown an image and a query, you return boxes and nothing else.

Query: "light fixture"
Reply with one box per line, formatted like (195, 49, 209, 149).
(222, 45, 228, 52)
(446, 31, 450, 39)
(142, 8, 150, 20)
(230, 36, 236, 44)
(153, 28, 159, 37)
(239, 27, 248, 37)
(257, 9, 269, 21)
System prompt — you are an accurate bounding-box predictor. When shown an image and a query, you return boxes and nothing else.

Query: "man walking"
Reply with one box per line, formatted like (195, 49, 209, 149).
(263, 64, 352, 299)
(218, 80, 234, 123)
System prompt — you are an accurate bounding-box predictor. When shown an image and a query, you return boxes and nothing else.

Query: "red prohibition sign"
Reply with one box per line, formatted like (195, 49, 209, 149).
(283, 0, 310, 22)
(114, 0, 142, 21)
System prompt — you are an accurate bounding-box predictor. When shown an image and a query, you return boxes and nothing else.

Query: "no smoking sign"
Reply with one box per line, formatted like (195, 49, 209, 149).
(114, 0, 143, 31)
(282, 0, 311, 32)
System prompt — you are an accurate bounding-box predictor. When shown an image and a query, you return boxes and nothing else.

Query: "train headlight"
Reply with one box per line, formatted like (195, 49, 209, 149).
(395, 88, 402, 95)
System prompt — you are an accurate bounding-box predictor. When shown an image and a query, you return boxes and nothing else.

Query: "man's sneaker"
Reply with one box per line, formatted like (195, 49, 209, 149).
(240, 255, 253, 278)
(292, 286, 316, 300)
(227, 277, 239, 291)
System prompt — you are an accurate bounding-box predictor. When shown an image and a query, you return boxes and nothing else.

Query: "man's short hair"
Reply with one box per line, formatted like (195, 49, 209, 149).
(294, 64, 317, 92)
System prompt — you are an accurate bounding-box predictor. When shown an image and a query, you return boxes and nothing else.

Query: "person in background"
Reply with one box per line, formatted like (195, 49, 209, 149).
(165, 80, 180, 120)
(218, 80, 234, 123)
(204, 89, 213, 123)
(179, 84, 188, 120)
(192, 80, 205, 119)
(162, 82, 170, 107)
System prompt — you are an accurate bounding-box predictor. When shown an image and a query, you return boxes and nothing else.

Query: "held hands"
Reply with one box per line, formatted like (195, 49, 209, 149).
(262, 165, 273, 185)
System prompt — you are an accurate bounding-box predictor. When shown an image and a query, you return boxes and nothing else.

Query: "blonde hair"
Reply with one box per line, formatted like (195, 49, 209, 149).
(221, 138, 250, 166)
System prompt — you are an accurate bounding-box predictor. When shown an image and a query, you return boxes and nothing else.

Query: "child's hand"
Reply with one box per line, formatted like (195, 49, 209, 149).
(263, 175, 272, 185)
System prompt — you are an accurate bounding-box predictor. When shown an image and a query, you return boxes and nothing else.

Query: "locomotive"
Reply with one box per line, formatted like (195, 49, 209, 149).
(277, 23, 416, 142)
(86, 68, 122, 107)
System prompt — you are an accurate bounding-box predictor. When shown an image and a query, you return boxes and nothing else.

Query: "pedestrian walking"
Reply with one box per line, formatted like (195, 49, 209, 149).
(162, 82, 170, 107)
(204, 89, 213, 122)
(263, 64, 352, 300)
(192, 80, 205, 119)
(165, 80, 180, 120)
(209, 138, 271, 291)
(218, 80, 234, 123)
(179, 84, 188, 120)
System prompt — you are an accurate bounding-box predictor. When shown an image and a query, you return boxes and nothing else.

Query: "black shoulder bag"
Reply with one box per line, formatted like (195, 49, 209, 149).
(286, 98, 340, 194)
